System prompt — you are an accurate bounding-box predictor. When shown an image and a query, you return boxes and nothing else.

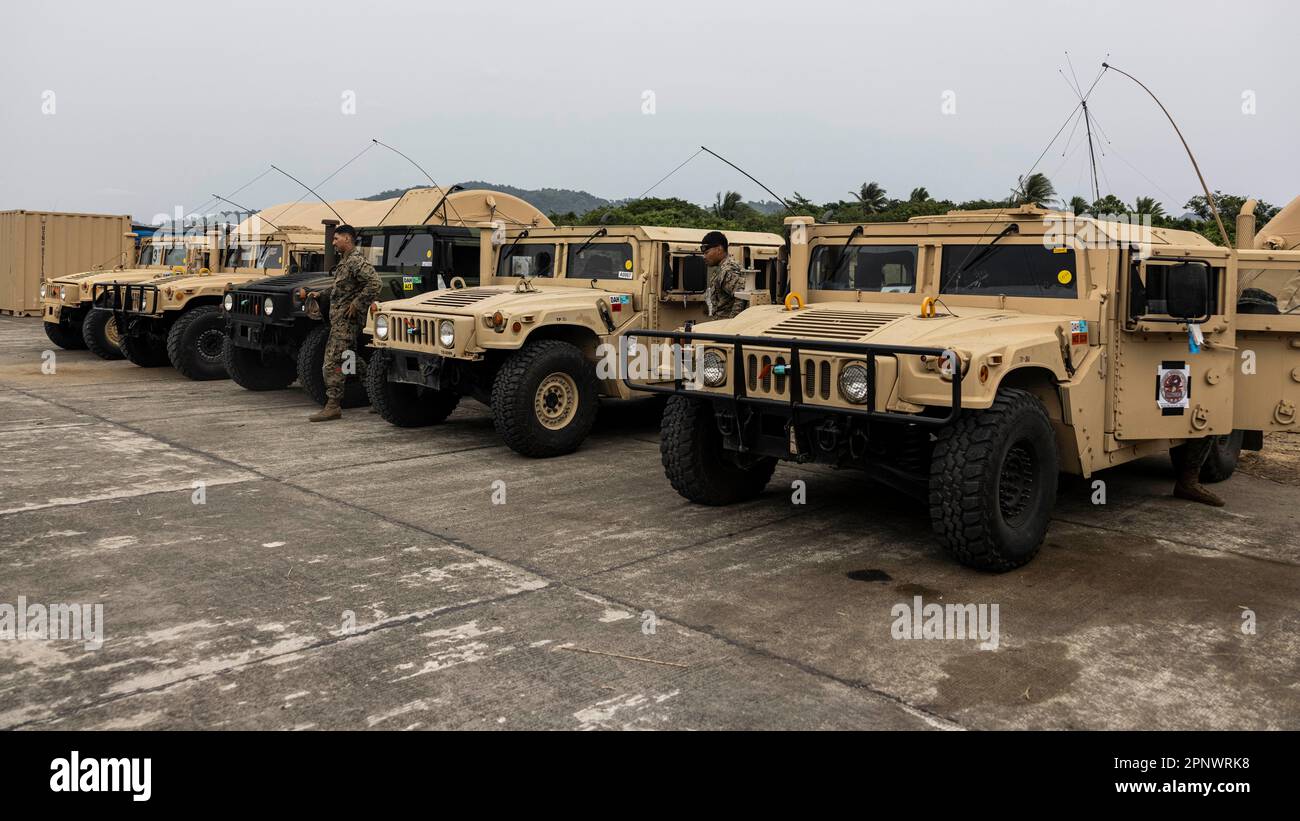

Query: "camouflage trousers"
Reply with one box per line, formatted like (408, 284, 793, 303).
(323, 315, 362, 402)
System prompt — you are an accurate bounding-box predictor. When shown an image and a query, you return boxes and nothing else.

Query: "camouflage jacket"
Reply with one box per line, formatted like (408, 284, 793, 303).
(330, 246, 381, 323)
(705, 256, 746, 319)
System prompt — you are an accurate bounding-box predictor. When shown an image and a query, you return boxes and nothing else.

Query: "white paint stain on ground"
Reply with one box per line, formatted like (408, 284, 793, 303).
(389, 620, 507, 682)
(598, 608, 634, 623)
(573, 690, 682, 730)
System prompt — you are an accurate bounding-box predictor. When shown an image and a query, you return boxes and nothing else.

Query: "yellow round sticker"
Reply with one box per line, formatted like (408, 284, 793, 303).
(426, 250, 432, 258)
(1057, 270, 1073, 285)
(624, 260, 633, 270)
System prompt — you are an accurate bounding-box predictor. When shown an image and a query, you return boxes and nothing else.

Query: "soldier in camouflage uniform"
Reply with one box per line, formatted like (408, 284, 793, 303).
(701, 230, 746, 319)
(309, 225, 381, 422)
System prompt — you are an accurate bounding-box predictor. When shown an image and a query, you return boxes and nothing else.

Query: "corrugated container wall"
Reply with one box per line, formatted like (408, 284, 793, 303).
(0, 211, 133, 315)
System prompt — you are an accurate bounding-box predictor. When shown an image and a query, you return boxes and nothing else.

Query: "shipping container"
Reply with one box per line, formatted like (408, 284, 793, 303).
(0, 210, 134, 316)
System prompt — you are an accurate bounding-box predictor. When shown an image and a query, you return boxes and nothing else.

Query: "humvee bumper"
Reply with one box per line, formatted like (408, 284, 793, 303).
(624, 328, 964, 426)
(386, 350, 458, 391)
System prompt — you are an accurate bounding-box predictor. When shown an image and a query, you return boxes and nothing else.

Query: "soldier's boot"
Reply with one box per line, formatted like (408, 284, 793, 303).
(308, 399, 342, 422)
(1173, 462, 1225, 507)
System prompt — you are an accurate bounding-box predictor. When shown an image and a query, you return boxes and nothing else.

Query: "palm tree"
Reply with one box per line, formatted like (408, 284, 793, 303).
(712, 191, 742, 220)
(1067, 196, 1090, 215)
(850, 182, 888, 213)
(1012, 173, 1056, 206)
(909, 187, 930, 202)
(1133, 196, 1166, 219)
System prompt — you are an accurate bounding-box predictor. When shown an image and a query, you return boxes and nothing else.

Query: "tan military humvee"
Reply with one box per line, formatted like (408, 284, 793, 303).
(93, 197, 398, 379)
(364, 224, 784, 457)
(629, 202, 1300, 571)
(40, 233, 212, 359)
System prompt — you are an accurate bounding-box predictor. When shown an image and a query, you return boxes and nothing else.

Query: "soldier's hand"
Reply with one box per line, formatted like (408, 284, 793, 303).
(344, 302, 359, 320)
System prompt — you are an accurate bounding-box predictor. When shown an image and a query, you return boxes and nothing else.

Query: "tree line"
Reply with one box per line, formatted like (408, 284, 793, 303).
(549, 172, 1282, 247)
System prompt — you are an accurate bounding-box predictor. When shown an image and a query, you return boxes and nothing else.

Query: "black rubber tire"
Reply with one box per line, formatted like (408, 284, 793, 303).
(43, 316, 86, 350)
(81, 308, 124, 360)
(119, 328, 171, 367)
(490, 340, 600, 458)
(1170, 430, 1243, 484)
(929, 388, 1058, 572)
(364, 348, 460, 427)
(223, 337, 297, 391)
(660, 395, 777, 505)
(297, 323, 370, 408)
(166, 305, 230, 381)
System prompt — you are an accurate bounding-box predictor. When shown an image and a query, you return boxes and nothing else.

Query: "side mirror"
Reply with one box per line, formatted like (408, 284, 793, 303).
(1165, 261, 1210, 319)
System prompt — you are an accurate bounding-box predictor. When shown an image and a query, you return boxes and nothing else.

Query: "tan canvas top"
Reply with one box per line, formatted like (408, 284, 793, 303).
(378, 187, 551, 228)
(1255, 195, 1300, 250)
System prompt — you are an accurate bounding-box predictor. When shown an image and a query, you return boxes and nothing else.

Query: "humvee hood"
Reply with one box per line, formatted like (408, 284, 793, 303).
(231, 270, 332, 295)
(52, 267, 158, 286)
(707, 302, 1086, 353)
(386, 284, 619, 316)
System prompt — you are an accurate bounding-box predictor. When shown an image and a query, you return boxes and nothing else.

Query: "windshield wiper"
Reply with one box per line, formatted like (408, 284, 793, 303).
(498, 229, 530, 275)
(572, 227, 608, 260)
(940, 223, 1019, 294)
(827, 225, 865, 284)
(392, 230, 419, 261)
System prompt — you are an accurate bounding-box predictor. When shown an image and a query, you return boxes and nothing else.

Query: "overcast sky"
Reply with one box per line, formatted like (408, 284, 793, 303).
(3, 0, 1296, 222)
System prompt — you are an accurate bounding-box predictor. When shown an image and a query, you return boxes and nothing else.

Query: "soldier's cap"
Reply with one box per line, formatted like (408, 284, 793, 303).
(701, 230, 728, 251)
(335, 224, 358, 239)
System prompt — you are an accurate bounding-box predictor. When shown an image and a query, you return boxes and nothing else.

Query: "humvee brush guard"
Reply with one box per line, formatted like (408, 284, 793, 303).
(366, 224, 784, 457)
(630, 203, 1300, 571)
(222, 188, 550, 406)
(41, 234, 211, 359)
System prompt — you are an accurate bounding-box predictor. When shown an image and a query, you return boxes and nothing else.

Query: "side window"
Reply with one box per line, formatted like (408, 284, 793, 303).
(295, 252, 324, 273)
(359, 234, 385, 267)
(1129, 259, 1222, 320)
(567, 242, 634, 281)
(1237, 265, 1300, 314)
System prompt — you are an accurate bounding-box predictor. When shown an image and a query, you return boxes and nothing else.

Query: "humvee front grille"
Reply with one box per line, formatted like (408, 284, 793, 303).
(766, 309, 904, 341)
(419, 288, 506, 308)
(746, 352, 830, 399)
(388, 314, 436, 350)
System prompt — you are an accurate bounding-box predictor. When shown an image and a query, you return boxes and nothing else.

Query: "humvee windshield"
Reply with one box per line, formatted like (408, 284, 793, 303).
(256, 243, 284, 269)
(810, 244, 918, 292)
(568, 242, 633, 280)
(939, 244, 1078, 298)
(498, 243, 556, 278)
(387, 232, 434, 271)
(162, 246, 188, 267)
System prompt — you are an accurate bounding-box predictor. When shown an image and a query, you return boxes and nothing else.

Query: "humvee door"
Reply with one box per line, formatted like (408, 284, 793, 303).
(1113, 251, 1236, 440)
(1232, 252, 1300, 432)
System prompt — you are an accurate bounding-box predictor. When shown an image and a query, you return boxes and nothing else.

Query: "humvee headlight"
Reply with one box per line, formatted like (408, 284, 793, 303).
(40, 284, 48, 299)
(702, 350, 727, 387)
(438, 320, 455, 348)
(839, 363, 871, 404)
(223, 294, 234, 312)
(375, 315, 389, 340)
(59, 286, 68, 301)
(263, 297, 275, 316)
